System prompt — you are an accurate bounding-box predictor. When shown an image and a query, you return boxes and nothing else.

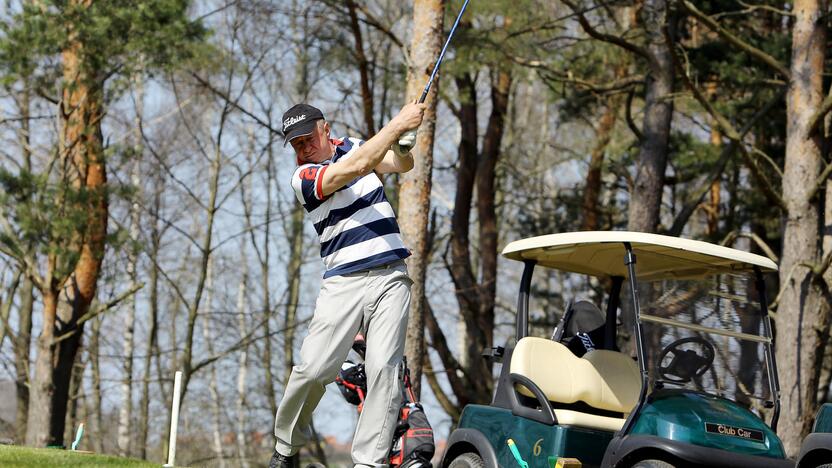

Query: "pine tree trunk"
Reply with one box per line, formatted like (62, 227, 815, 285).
(14, 277, 33, 444)
(27, 0, 108, 445)
(14, 85, 34, 444)
(775, 0, 828, 455)
(627, 0, 674, 233)
(26, 289, 58, 446)
(399, 0, 445, 398)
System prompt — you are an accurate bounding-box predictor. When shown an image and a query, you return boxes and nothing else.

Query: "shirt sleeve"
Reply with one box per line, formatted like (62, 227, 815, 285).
(291, 163, 330, 211)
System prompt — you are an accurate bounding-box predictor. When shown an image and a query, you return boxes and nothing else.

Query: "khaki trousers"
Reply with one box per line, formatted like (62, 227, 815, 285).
(274, 261, 412, 467)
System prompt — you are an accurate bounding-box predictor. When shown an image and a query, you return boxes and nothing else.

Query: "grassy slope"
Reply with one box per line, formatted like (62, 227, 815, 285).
(0, 445, 160, 467)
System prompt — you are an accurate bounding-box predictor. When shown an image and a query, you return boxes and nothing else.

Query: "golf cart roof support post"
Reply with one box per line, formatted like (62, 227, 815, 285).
(516, 260, 536, 342)
(622, 242, 649, 435)
(755, 266, 781, 431)
(605, 276, 624, 350)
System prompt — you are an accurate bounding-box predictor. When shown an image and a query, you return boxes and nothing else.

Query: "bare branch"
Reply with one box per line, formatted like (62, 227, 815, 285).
(738, 145, 787, 211)
(561, 0, 651, 61)
(625, 86, 643, 142)
(808, 93, 832, 136)
(720, 230, 780, 263)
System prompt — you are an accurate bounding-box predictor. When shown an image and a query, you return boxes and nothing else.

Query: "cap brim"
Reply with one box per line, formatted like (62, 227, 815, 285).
(283, 119, 319, 147)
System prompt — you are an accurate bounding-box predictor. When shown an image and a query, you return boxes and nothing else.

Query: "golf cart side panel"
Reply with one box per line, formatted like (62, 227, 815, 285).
(601, 435, 794, 468)
(629, 390, 785, 458)
(457, 405, 614, 468)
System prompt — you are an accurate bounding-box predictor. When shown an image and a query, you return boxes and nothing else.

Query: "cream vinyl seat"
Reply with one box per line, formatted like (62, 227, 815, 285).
(510, 336, 641, 432)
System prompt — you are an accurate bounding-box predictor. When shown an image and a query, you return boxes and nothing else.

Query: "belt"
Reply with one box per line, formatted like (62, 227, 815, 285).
(376, 259, 406, 270)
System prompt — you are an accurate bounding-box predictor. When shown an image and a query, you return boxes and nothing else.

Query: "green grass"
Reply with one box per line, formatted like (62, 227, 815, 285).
(0, 444, 160, 467)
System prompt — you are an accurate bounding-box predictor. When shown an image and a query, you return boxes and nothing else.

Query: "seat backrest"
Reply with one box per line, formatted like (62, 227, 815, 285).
(511, 337, 640, 414)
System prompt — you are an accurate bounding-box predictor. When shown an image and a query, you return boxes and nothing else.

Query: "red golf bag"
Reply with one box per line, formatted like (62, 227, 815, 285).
(335, 339, 435, 467)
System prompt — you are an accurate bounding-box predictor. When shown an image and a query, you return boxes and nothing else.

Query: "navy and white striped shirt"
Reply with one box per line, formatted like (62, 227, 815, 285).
(291, 137, 410, 278)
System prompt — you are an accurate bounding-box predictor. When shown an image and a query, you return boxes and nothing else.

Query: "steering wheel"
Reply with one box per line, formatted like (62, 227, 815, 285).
(656, 337, 715, 384)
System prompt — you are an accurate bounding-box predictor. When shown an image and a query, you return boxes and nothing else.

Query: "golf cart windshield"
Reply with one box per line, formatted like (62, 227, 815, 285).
(623, 273, 774, 409)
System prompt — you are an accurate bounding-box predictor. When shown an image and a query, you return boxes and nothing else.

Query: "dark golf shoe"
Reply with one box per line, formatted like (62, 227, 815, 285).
(269, 451, 298, 468)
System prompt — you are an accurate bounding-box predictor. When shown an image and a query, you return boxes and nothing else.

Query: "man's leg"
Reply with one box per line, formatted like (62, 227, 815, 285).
(274, 273, 367, 457)
(352, 265, 412, 467)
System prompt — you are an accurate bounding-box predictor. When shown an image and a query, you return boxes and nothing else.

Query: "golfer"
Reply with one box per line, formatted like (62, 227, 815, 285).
(270, 101, 426, 468)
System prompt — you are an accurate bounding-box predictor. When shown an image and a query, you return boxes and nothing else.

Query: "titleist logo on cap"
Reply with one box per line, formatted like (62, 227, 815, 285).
(283, 114, 306, 130)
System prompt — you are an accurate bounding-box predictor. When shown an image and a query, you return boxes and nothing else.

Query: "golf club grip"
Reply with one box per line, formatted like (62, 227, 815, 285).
(398, 130, 416, 147)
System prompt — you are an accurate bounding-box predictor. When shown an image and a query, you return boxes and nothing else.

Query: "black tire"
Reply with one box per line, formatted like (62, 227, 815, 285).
(814, 464, 832, 468)
(631, 460, 675, 468)
(448, 452, 485, 468)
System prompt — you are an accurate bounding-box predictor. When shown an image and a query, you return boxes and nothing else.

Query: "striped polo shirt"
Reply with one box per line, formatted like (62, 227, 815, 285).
(291, 137, 410, 278)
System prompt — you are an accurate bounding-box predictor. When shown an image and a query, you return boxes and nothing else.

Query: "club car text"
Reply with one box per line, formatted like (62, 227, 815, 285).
(705, 423, 764, 442)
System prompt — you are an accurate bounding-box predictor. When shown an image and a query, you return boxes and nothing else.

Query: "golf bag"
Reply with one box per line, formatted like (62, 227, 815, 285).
(335, 340, 435, 467)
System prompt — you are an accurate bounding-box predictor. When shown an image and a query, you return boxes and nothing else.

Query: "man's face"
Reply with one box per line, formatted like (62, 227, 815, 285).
(290, 121, 331, 164)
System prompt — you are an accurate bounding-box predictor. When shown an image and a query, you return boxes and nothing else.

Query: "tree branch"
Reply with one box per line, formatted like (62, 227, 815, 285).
(808, 93, 832, 136)
(738, 145, 787, 211)
(680, 1, 790, 79)
(561, 0, 651, 61)
(189, 72, 284, 136)
(625, 86, 643, 142)
(668, 90, 785, 235)
(720, 230, 780, 263)
(422, 354, 460, 421)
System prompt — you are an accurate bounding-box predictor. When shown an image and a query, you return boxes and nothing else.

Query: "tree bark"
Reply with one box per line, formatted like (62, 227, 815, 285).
(13, 84, 34, 444)
(474, 69, 512, 393)
(627, 0, 674, 233)
(775, 0, 829, 455)
(398, 0, 445, 398)
(14, 276, 33, 444)
(347, 0, 376, 138)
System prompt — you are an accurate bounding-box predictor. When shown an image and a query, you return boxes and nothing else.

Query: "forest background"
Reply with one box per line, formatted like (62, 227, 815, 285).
(0, 0, 831, 466)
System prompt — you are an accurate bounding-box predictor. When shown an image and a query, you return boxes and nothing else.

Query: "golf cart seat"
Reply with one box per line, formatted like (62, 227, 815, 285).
(511, 336, 640, 432)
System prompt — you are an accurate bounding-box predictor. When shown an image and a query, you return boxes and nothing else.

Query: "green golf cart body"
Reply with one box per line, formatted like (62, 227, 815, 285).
(438, 231, 818, 468)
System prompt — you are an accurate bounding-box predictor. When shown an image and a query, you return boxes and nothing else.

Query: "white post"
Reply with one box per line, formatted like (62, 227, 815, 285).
(163, 371, 183, 467)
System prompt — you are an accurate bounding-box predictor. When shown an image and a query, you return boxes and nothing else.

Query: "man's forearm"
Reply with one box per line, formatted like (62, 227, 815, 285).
(345, 123, 405, 175)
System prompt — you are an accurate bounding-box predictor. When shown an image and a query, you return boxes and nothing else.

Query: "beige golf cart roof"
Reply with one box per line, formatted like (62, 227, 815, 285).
(502, 231, 777, 281)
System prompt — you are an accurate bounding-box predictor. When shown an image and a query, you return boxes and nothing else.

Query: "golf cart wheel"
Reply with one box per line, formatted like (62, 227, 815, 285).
(448, 452, 485, 468)
(630, 460, 674, 468)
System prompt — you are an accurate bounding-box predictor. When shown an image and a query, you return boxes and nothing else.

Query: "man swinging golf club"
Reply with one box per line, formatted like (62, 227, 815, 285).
(269, 100, 425, 468)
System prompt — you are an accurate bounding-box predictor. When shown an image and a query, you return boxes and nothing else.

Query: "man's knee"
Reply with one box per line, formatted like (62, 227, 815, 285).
(293, 359, 341, 386)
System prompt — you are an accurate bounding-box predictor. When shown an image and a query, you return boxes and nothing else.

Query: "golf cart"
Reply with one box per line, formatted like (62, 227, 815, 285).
(439, 231, 831, 468)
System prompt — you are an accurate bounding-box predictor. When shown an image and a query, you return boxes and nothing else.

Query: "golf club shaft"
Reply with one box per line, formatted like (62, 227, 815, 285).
(418, 0, 471, 103)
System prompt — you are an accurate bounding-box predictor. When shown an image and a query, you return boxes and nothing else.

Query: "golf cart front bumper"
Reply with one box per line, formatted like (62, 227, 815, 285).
(602, 435, 793, 468)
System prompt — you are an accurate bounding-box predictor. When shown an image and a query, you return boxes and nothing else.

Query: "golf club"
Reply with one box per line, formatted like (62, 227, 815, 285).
(399, 0, 471, 146)
(418, 0, 471, 104)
